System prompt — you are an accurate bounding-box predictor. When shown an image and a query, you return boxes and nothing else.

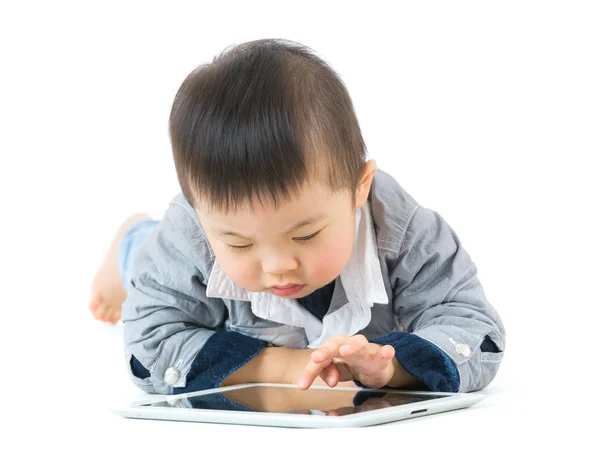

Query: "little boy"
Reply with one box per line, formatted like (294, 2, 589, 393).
(90, 39, 505, 395)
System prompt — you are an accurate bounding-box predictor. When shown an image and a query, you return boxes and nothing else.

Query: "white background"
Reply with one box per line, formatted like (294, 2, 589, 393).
(1, 1, 598, 450)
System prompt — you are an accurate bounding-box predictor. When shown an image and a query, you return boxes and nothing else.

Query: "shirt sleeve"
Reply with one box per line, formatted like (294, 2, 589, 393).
(389, 206, 506, 392)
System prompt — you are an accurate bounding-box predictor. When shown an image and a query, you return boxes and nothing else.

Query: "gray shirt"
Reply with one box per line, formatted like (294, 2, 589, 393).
(122, 170, 506, 394)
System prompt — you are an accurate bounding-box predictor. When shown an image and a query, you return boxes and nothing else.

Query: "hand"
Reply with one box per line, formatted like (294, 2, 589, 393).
(297, 334, 400, 390)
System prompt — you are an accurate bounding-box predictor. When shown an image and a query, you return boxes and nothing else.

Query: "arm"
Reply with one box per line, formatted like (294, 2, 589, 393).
(387, 357, 425, 389)
(221, 347, 359, 388)
(389, 206, 506, 392)
(220, 347, 309, 387)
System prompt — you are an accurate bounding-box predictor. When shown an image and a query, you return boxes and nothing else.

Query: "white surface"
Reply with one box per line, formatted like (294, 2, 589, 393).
(111, 383, 484, 428)
(1, 1, 598, 450)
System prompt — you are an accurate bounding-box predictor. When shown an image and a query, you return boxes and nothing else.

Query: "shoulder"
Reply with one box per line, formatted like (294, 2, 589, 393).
(371, 171, 465, 264)
(134, 193, 215, 285)
(369, 169, 421, 253)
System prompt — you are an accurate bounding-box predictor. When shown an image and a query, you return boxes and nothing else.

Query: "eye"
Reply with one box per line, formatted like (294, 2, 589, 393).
(293, 230, 321, 243)
(227, 244, 253, 252)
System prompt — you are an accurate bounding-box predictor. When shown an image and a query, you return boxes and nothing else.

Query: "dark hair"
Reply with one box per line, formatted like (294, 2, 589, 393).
(169, 38, 367, 212)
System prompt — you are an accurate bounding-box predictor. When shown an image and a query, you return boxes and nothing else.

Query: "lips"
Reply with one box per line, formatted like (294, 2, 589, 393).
(270, 284, 305, 297)
(272, 283, 298, 289)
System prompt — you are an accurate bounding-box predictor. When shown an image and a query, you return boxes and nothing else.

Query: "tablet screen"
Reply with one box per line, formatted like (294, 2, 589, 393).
(142, 386, 451, 416)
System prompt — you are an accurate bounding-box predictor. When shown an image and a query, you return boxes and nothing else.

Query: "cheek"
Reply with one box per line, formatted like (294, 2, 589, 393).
(212, 248, 261, 291)
(307, 233, 354, 283)
(311, 250, 342, 274)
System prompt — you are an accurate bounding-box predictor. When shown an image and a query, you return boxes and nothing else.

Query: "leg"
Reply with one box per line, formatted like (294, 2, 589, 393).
(89, 213, 151, 324)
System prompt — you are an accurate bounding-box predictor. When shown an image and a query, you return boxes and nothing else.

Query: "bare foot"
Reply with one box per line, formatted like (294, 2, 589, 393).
(89, 213, 151, 324)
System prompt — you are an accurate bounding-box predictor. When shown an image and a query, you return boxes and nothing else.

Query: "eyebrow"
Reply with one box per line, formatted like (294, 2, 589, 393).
(216, 215, 326, 239)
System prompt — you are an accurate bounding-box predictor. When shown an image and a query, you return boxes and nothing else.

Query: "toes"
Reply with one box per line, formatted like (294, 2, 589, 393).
(89, 293, 102, 313)
(92, 302, 109, 321)
(90, 291, 123, 324)
(107, 307, 121, 324)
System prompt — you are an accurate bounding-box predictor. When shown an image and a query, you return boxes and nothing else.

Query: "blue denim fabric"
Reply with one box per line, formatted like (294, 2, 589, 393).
(117, 218, 160, 287)
(173, 331, 266, 394)
(359, 332, 461, 392)
(130, 355, 150, 379)
(480, 336, 500, 352)
(130, 331, 265, 393)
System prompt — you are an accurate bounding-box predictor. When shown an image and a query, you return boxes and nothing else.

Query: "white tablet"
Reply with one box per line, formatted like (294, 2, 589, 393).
(111, 383, 484, 428)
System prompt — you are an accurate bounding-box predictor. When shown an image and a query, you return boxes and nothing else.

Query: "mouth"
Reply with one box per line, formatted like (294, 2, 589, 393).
(269, 284, 305, 297)
(272, 283, 298, 289)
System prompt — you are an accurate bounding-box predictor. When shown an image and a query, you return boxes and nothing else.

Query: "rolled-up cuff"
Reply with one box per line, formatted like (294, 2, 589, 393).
(172, 331, 267, 394)
(354, 331, 460, 392)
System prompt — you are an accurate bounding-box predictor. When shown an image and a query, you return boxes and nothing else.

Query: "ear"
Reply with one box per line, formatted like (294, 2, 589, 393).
(355, 160, 377, 209)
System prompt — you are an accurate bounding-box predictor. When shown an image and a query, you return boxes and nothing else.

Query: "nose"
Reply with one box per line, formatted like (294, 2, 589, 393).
(261, 251, 299, 276)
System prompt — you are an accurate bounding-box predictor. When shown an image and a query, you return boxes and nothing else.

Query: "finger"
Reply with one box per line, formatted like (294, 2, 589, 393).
(298, 358, 331, 390)
(311, 336, 346, 363)
(379, 344, 395, 360)
(336, 340, 374, 369)
(338, 343, 395, 384)
(339, 335, 369, 358)
(312, 336, 347, 363)
(319, 363, 340, 387)
(360, 344, 395, 374)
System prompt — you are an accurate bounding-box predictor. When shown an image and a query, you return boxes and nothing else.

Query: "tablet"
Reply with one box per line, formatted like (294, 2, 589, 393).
(111, 384, 484, 428)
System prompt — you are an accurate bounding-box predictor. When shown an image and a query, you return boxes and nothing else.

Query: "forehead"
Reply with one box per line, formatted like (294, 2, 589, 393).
(196, 182, 351, 231)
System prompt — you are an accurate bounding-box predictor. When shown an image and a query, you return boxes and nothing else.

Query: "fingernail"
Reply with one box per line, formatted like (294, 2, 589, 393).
(298, 378, 307, 388)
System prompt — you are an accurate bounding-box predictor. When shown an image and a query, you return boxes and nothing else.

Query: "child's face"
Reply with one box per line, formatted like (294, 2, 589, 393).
(196, 162, 375, 299)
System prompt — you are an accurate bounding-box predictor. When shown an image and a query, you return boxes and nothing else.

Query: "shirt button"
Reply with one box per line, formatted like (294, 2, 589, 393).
(164, 367, 181, 385)
(455, 343, 472, 358)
